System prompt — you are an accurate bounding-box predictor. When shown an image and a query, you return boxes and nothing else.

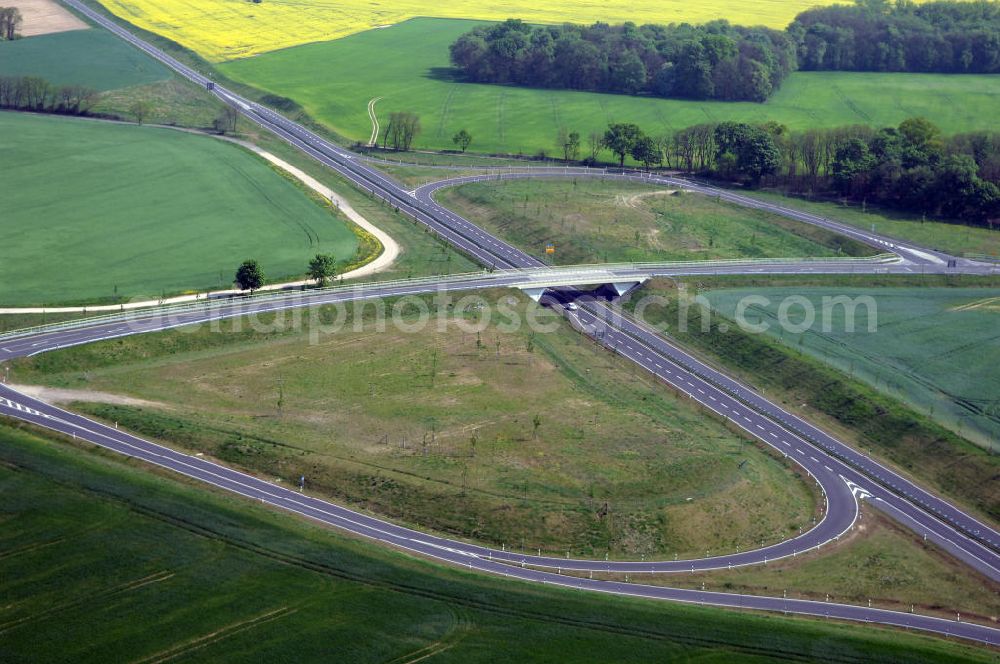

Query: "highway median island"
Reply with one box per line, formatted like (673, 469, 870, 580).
(8, 288, 819, 561)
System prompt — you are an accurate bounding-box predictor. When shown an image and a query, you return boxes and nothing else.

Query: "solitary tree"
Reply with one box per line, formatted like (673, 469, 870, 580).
(235, 259, 265, 292)
(308, 253, 337, 286)
(0, 8, 22, 40)
(213, 106, 239, 134)
(631, 135, 661, 171)
(558, 129, 581, 161)
(603, 123, 644, 167)
(452, 128, 472, 152)
(129, 100, 152, 125)
(587, 131, 603, 161)
(532, 413, 542, 440)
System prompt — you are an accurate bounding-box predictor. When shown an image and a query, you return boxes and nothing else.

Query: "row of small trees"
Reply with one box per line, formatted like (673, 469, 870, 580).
(566, 117, 999, 225)
(0, 75, 98, 115)
(380, 111, 421, 151)
(234, 254, 338, 292)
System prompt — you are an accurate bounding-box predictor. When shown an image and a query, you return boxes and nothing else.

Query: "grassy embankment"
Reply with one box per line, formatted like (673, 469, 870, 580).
(2, 422, 992, 662)
(435, 178, 876, 265)
(219, 18, 1000, 155)
(8, 290, 818, 559)
(736, 189, 1000, 260)
(624, 277, 1000, 525)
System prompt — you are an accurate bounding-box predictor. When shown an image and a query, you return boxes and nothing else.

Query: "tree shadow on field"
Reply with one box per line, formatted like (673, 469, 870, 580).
(424, 67, 463, 83)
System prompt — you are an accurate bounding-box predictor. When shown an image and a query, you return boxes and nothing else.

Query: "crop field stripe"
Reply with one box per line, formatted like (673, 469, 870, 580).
(96, 0, 848, 62)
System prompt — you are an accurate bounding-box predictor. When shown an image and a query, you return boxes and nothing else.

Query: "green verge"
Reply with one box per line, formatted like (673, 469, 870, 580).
(624, 276, 1000, 525)
(0, 112, 360, 307)
(729, 189, 1000, 260)
(219, 18, 1000, 156)
(8, 290, 816, 559)
(0, 421, 993, 662)
(435, 178, 875, 265)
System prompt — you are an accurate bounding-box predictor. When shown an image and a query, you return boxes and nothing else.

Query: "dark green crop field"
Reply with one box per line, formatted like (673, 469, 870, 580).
(0, 423, 992, 663)
(0, 29, 169, 90)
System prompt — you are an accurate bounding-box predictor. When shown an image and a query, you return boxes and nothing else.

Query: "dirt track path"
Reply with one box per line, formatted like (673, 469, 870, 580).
(9, 384, 168, 409)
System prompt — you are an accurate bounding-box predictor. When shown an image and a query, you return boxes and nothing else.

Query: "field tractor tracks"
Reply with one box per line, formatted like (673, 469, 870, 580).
(367, 97, 383, 147)
(832, 84, 872, 123)
(132, 606, 300, 664)
(233, 161, 320, 247)
(548, 94, 563, 131)
(436, 87, 457, 139)
(496, 91, 507, 147)
(384, 605, 472, 664)
(0, 570, 175, 634)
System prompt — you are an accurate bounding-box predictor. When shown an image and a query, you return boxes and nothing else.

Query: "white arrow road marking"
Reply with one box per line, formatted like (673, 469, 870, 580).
(841, 476, 874, 500)
(410, 538, 482, 559)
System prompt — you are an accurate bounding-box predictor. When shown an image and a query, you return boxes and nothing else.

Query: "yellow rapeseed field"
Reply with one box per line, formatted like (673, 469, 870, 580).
(97, 0, 831, 62)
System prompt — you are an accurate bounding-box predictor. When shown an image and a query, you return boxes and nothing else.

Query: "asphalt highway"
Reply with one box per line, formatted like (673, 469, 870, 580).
(11, 0, 996, 643)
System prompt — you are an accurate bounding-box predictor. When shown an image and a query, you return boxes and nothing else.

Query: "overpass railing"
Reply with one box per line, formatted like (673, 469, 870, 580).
(0, 254, 899, 342)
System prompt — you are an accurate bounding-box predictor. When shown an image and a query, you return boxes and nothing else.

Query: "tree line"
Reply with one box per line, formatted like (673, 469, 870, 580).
(450, 18, 794, 102)
(0, 75, 98, 115)
(0, 7, 22, 40)
(792, 0, 1000, 73)
(449, 1, 1000, 102)
(578, 117, 998, 227)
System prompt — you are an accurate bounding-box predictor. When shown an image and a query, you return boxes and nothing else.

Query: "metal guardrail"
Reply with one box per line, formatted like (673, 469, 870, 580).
(0, 255, 902, 342)
(964, 252, 1000, 264)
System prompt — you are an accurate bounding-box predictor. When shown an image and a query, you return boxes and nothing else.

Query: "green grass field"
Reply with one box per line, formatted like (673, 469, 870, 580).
(0, 112, 362, 306)
(9, 290, 817, 559)
(1, 424, 990, 663)
(436, 178, 875, 265)
(702, 287, 1000, 450)
(220, 18, 1000, 156)
(0, 29, 169, 90)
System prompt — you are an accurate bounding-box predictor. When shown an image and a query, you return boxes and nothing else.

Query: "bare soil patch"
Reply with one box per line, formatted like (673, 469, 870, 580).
(6, 0, 88, 37)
